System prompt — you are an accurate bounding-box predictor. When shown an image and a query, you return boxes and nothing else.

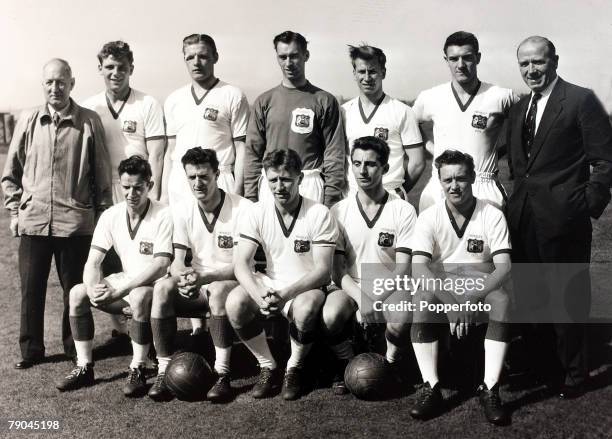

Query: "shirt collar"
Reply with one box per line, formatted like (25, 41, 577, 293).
(41, 99, 77, 124)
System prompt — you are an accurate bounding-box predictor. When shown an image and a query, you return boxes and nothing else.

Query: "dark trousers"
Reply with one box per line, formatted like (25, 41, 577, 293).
(19, 234, 91, 360)
(511, 198, 591, 386)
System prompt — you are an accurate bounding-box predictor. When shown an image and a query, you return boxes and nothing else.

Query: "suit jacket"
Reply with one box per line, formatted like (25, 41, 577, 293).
(507, 78, 612, 240)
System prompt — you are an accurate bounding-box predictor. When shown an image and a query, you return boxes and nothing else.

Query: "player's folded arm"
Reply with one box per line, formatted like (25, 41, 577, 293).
(234, 233, 266, 303)
(467, 251, 512, 301)
(83, 246, 107, 291)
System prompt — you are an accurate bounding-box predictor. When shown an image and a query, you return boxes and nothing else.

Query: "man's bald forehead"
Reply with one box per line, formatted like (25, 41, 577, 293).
(43, 58, 73, 77)
(517, 36, 557, 57)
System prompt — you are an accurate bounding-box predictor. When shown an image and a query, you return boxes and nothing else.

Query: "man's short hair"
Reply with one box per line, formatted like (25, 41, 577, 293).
(434, 149, 476, 176)
(97, 41, 134, 64)
(182, 34, 218, 55)
(443, 31, 479, 54)
(118, 155, 152, 181)
(273, 31, 308, 52)
(351, 136, 390, 166)
(181, 147, 220, 171)
(517, 35, 557, 58)
(348, 44, 386, 70)
(263, 149, 303, 175)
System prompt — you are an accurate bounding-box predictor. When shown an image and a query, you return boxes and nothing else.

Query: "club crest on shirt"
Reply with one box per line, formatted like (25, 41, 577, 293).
(203, 108, 218, 121)
(291, 108, 315, 134)
(139, 241, 154, 255)
(294, 239, 311, 253)
(374, 127, 389, 141)
(467, 238, 484, 253)
(217, 234, 234, 249)
(378, 232, 395, 247)
(123, 120, 137, 133)
(471, 113, 488, 130)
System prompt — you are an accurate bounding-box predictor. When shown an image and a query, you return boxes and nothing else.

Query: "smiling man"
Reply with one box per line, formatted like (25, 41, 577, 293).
(55, 156, 172, 397)
(244, 31, 346, 208)
(163, 34, 250, 204)
(83, 41, 165, 202)
(227, 149, 338, 400)
(409, 150, 512, 425)
(342, 45, 424, 198)
(413, 31, 518, 211)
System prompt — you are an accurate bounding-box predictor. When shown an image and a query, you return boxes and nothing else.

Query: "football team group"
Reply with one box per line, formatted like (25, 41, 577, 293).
(3, 29, 612, 427)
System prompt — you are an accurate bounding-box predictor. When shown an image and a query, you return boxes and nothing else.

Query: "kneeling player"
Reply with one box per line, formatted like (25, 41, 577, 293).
(324, 136, 417, 394)
(226, 149, 338, 400)
(148, 148, 251, 402)
(56, 156, 173, 397)
(408, 150, 511, 425)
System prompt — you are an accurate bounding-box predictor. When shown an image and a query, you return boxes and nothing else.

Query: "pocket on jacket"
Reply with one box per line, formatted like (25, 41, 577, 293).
(19, 193, 33, 210)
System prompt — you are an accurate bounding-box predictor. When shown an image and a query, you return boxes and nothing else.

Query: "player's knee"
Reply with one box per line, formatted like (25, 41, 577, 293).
(153, 278, 176, 305)
(291, 291, 324, 326)
(321, 302, 350, 335)
(485, 289, 510, 320)
(225, 287, 251, 323)
(207, 282, 230, 315)
(69, 284, 89, 310)
(130, 287, 153, 318)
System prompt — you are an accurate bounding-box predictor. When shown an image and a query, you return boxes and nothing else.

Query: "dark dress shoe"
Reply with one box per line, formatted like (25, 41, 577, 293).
(558, 383, 586, 400)
(15, 358, 42, 369)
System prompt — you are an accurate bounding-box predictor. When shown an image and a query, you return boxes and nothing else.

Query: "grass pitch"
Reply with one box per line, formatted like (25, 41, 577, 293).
(0, 154, 611, 439)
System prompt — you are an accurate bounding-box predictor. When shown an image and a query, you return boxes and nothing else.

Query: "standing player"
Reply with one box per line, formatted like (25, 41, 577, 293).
(323, 136, 417, 394)
(342, 45, 425, 198)
(413, 31, 518, 211)
(244, 31, 346, 208)
(163, 33, 250, 203)
(226, 149, 338, 400)
(409, 150, 511, 425)
(163, 33, 249, 334)
(55, 156, 173, 397)
(82, 40, 166, 340)
(83, 41, 165, 201)
(147, 147, 252, 402)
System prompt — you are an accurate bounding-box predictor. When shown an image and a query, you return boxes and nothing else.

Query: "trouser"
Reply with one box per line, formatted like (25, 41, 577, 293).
(511, 197, 592, 386)
(18, 234, 91, 360)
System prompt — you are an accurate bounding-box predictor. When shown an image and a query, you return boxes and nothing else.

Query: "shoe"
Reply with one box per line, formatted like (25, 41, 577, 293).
(148, 372, 172, 401)
(123, 366, 147, 397)
(332, 359, 349, 395)
(56, 363, 94, 391)
(15, 357, 43, 369)
(207, 373, 233, 402)
(282, 367, 304, 401)
(477, 383, 510, 426)
(558, 383, 586, 400)
(410, 382, 442, 420)
(252, 367, 279, 399)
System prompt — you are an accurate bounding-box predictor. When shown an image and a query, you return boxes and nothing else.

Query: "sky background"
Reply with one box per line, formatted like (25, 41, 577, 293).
(2, 0, 612, 113)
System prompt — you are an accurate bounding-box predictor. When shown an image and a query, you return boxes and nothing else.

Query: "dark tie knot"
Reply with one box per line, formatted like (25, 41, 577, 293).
(532, 92, 542, 103)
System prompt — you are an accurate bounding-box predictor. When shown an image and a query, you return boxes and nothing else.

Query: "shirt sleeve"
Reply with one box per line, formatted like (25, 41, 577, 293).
(172, 204, 191, 250)
(144, 96, 166, 140)
(1, 109, 30, 216)
(410, 209, 436, 259)
(321, 96, 347, 207)
(231, 90, 250, 141)
(89, 113, 113, 211)
(412, 91, 430, 123)
(244, 97, 267, 201)
(239, 203, 262, 247)
(395, 201, 417, 253)
(486, 206, 512, 257)
(330, 204, 346, 254)
(232, 197, 253, 244)
(400, 104, 423, 147)
(91, 209, 113, 253)
(311, 204, 338, 247)
(153, 207, 174, 258)
(163, 95, 177, 138)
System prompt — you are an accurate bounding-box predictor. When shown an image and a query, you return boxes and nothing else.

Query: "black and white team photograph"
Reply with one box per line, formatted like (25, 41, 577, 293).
(1, 0, 612, 437)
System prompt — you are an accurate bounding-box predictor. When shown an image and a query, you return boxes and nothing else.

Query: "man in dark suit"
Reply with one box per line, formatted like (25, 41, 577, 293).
(507, 36, 612, 398)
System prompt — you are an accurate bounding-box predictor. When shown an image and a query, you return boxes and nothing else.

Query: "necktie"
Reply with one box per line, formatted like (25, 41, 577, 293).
(52, 112, 61, 128)
(523, 92, 542, 155)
